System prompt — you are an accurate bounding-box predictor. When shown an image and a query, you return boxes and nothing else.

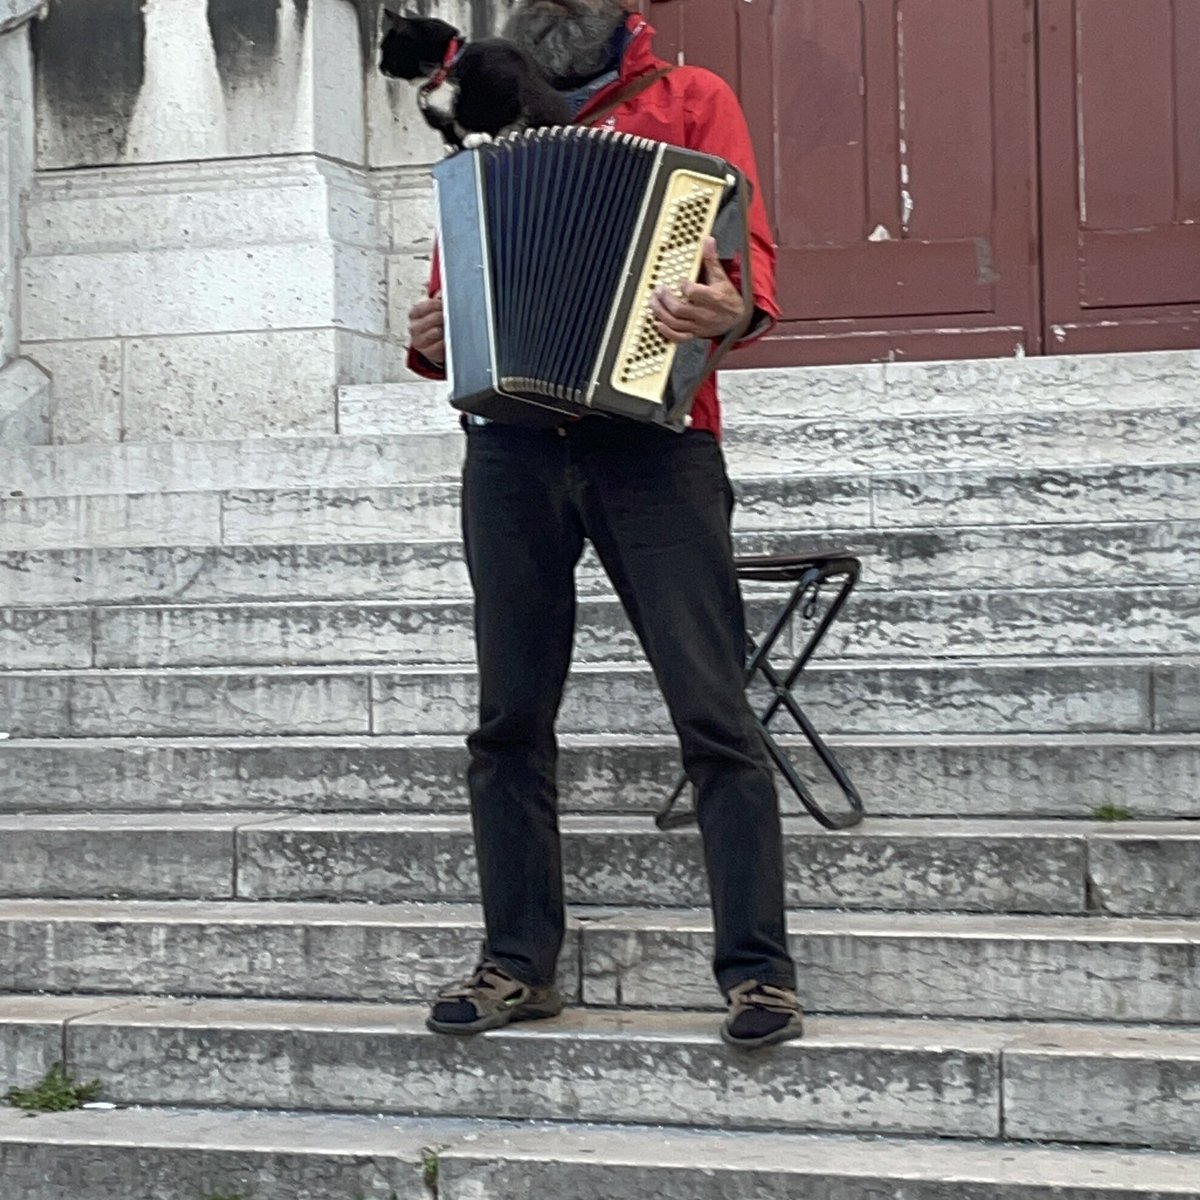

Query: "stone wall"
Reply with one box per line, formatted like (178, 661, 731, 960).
(16, 0, 500, 443)
(0, 1, 50, 444)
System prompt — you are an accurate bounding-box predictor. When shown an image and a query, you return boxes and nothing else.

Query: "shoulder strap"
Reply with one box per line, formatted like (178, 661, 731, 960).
(578, 66, 673, 127)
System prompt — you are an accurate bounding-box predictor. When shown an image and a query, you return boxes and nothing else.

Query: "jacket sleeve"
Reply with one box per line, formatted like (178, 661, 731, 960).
(684, 71, 780, 347)
(405, 245, 448, 381)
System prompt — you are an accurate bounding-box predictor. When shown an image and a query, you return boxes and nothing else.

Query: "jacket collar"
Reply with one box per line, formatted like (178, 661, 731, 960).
(574, 14, 668, 123)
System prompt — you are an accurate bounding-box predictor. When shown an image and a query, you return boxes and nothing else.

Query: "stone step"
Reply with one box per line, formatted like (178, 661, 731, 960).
(1, 458, 1196, 550)
(722, 406, 1200, 477)
(4, 400, 1198, 501)
(4, 900, 1199, 1023)
(5, 584, 1194, 670)
(338, 350, 1200, 432)
(0, 657, 1189, 738)
(3, 732, 1195, 820)
(26, 995, 1200, 1147)
(0, 1107, 463, 1200)
(8, 814, 1197, 916)
(2, 518, 1198, 608)
(4, 1109, 1198, 1200)
(437, 1125, 1200, 1200)
(0, 430, 465, 499)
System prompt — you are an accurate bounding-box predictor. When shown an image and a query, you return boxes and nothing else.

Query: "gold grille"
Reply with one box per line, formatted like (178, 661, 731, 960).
(612, 170, 727, 404)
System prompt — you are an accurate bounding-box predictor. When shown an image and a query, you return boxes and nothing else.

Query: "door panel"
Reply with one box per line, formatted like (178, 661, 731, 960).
(1039, 0, 1200, 350)
(641, 0, 1198, 364)
(651, 0, 1040, 365)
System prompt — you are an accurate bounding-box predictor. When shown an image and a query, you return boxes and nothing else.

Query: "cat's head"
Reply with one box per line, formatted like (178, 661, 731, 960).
(380, 10, 463, 82)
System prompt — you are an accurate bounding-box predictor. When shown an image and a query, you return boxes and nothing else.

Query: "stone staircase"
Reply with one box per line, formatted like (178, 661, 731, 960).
(1, 349, 1198, 1198)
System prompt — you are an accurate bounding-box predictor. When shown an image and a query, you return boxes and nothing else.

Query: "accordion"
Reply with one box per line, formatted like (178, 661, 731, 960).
(432, 126, 752, 430)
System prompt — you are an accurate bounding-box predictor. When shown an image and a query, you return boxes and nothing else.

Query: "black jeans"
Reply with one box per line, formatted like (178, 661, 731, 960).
(461, 417, 795, 998)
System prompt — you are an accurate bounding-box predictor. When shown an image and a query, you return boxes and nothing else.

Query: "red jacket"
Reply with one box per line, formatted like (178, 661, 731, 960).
(407, 14, 780, 439)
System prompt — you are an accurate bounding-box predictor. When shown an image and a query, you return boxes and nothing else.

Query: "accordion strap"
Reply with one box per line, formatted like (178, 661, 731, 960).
(579, 66, 675, 128)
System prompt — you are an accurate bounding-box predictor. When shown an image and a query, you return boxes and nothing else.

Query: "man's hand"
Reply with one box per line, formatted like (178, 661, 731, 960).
(650, 237, 748, 344)
(408, 294, 446, 367)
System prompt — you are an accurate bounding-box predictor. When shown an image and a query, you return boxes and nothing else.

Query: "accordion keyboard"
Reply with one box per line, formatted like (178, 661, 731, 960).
(614, 170, 727, 404)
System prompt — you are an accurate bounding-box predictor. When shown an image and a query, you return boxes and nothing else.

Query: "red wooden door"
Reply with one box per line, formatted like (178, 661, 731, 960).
(1038, 0, 1200, 352)
(645, 0, 1042, 366)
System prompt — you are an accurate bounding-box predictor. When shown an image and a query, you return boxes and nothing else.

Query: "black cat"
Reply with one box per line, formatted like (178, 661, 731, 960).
(379, 11, 573, 150)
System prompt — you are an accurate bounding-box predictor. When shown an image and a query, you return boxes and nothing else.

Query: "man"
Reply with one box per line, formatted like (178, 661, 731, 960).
(407, 0, 802, 1050)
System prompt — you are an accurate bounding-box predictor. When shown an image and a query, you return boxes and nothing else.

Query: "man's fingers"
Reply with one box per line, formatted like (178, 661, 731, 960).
(698, 236, 730, 286)
(654, 321, 695, 345)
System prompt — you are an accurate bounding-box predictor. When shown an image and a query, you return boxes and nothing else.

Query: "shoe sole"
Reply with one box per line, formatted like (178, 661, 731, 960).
(425, 998, 565, 1037)
(720, 1017, 804, 1051)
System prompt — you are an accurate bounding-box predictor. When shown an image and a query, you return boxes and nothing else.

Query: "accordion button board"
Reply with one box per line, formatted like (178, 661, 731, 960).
(433, 127, 750, 431)
(613, 172, 726, 402)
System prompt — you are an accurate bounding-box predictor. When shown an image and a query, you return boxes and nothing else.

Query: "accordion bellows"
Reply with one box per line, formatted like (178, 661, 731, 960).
(434, 126, 751, 430)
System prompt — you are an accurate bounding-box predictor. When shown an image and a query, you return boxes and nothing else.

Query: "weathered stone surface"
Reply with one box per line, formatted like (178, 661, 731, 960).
(23, 244, 351, 342)
(440, 1124, 1200, 1200)
(0, 356, 50, 445)
(0, 814, 254, 899)
(871, 462, 1200, 529)
(0, 1107, 442, 1200)
(1154, 664, 1200, 733)
(0, 668, 370, 737)
(238, 815, 1088, 915)
(34, 1, 367, 168)
(0, 431, 464, 500)
(3, 733, 1198, 820)
(725, 408, 1200, 476)
(1003, 1025, 1200, 1149)
(4, 520, 1199, 610)
(10, 585, 1184, 671)
(122, 330, 342, 440)
(0, 995, 119, 1092)
(24, 339, 124, 444)
(92, 599, 479, 669)
(374, 659, 1154, 737)
(221, 483, 465, 544)
(879, 350, 1200, 417)
(0, 491, 222, 552)
(0, 23, 34, 363)
(580, 910, 1200, 1022)
(0, 605, 91, 669)
(65, 1001, 1004, 1137)
(0, 541, 472, 608)
(88, 595, 785, 669)
(0, 899, 570, 1003)
(1088, 827, 1200, 917)
(829, 585, 1199, 659)
(342, 349, 1200, 427)
(337, 380, 452, 435)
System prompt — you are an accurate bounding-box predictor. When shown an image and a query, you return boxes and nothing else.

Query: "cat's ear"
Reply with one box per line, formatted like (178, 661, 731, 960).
(382, 7, 417, 30)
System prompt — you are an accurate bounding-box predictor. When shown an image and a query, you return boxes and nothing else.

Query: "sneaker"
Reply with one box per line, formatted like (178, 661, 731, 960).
(721, 980, 804, 1049)
(426, 961, 565, 1036)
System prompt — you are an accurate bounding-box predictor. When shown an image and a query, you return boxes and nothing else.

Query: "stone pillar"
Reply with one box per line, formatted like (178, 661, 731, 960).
(0, 1, 50, 444)
(20, 0, 391, 442)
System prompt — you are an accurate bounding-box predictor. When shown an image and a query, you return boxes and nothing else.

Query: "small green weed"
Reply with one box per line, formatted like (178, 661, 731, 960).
(4, 1062, 102, 1113)
(202, 1192, 250, 1200)
(1093, 803, 1134, 821)
(422, 1148, 440, 1190)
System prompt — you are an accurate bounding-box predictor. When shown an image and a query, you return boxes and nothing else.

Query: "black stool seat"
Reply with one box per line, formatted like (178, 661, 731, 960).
(656, 547, 867, 832)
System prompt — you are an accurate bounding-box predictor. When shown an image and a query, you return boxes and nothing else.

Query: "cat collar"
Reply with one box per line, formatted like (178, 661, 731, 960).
(423, 38, 464, 95)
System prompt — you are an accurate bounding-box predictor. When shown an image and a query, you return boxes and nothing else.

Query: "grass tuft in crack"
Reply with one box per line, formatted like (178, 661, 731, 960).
(422, 1148, 440, 1191)
(4, 1063, 102, 1113)
(1093, 803, 1134, 821)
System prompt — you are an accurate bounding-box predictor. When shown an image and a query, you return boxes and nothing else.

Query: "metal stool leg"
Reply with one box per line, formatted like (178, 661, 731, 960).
(656, 560, 865, 832)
